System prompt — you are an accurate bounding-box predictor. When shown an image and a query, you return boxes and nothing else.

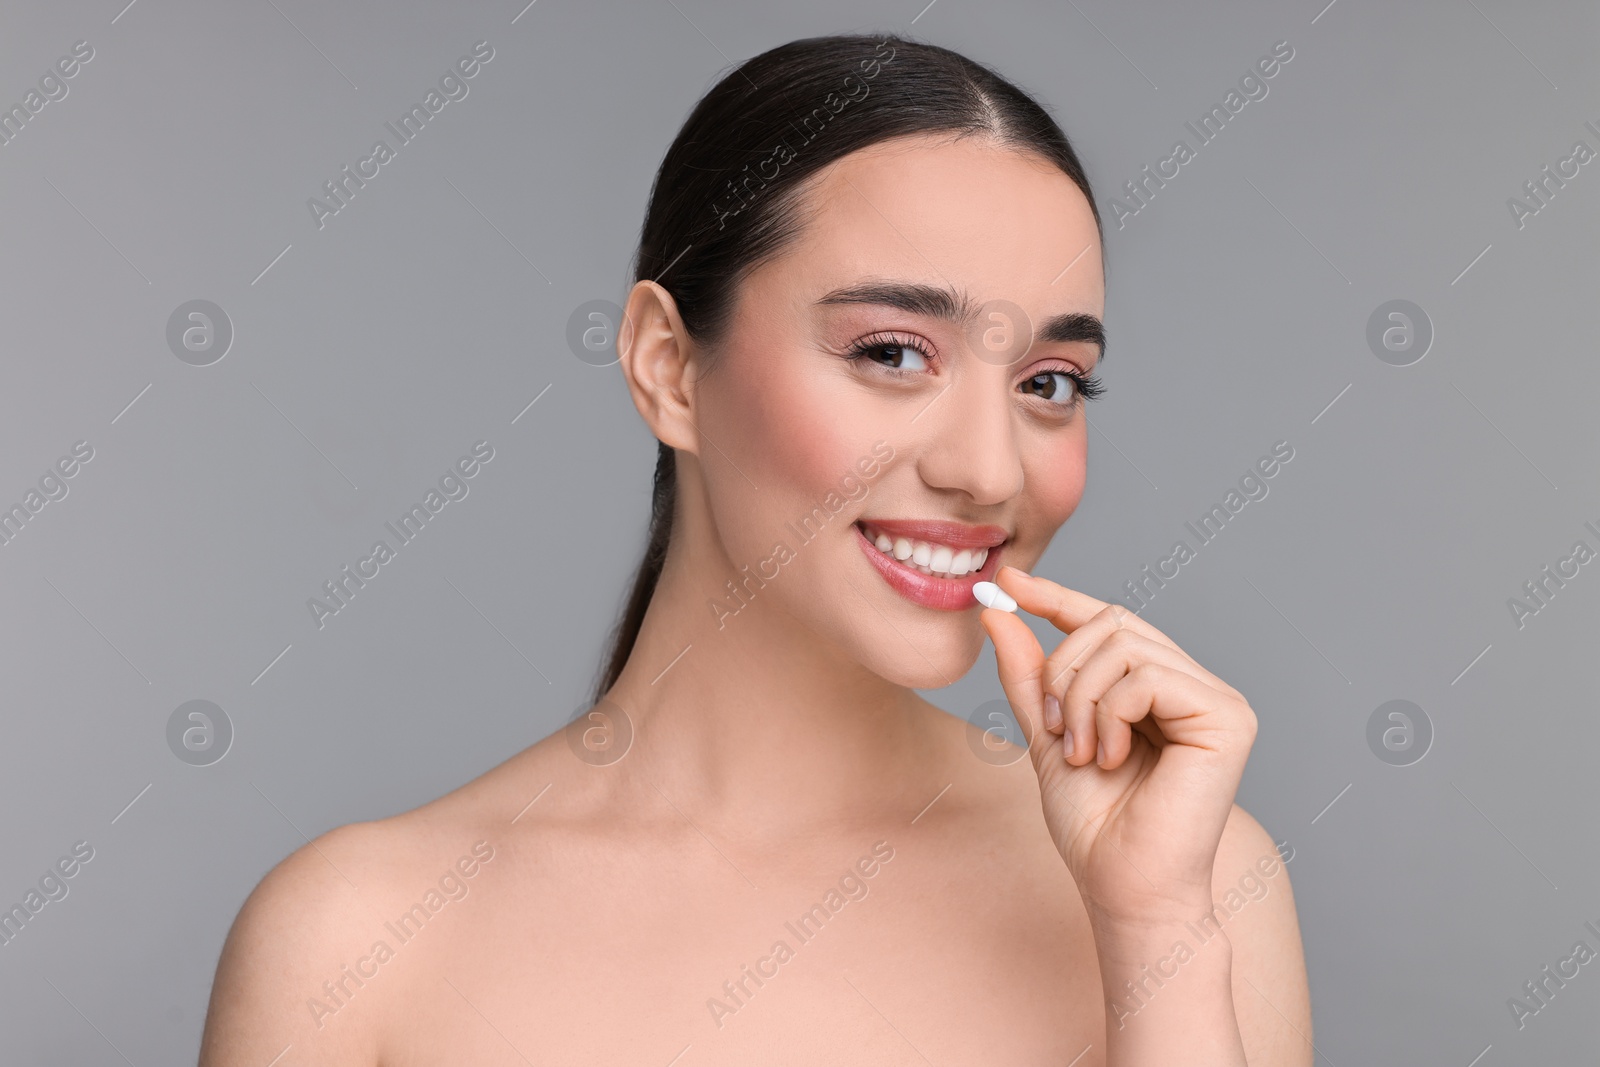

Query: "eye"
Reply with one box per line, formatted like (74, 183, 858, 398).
(843, 332, 932, 375)
(1020, 366, 1106, 409)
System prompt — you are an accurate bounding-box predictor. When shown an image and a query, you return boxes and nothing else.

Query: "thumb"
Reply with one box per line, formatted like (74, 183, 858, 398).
(979, 606, 1052, 771)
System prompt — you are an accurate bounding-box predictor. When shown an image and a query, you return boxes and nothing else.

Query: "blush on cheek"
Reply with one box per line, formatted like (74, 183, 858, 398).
(735, 362, 865, 506)
(1029, 432, 1088, 526)
(773, 418, 866, 516)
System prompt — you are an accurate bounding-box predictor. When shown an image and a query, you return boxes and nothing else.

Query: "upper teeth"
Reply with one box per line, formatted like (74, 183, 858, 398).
(860, 522, 990, 578)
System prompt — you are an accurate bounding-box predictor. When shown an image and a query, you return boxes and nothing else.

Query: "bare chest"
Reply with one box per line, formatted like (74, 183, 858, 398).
(368, 836, 1109, 1066)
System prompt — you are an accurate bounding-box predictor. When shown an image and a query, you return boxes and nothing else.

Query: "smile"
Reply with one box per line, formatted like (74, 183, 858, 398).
(852, 519, 1008, 611)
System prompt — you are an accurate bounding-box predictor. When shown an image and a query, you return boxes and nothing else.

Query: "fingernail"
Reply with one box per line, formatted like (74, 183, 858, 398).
(1043, 693, 1062, 731)
(1096, 740, 1106, 766)
(1000, 565, 1033, 581)
(1062, 729, 1074, 760)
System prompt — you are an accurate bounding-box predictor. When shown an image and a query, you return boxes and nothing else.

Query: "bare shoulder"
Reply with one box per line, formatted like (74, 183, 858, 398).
(1210, 803, 1314, 1066)
(197, 738, 563, 1066)
(198, 817, 412, 1066)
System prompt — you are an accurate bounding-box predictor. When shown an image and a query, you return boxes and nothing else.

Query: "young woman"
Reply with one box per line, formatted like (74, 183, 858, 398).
(201, 33, 1311, 1065)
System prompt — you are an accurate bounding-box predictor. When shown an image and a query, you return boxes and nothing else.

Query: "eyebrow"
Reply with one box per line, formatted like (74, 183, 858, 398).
(816, 280, 1106, 361)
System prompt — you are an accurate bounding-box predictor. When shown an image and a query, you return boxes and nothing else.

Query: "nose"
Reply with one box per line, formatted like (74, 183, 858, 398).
(913, 371, 1025, 507)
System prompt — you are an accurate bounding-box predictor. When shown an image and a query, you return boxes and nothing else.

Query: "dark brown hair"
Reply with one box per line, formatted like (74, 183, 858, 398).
(589, 32, 1103, 705)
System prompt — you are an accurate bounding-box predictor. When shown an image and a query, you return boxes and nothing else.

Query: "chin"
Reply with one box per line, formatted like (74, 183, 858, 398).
(838, 609, 988, 691)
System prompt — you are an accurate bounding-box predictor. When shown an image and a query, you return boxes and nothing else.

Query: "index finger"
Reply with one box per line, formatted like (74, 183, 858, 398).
(994, 565, 1181, 655)
(977, 605, 1051, 766)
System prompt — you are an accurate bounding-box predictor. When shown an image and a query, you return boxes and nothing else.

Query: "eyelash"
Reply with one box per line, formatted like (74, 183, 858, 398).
(843, 331, 1106, 408)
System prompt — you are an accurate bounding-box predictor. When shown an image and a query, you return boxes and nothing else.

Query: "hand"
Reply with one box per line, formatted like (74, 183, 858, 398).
(979, 566, 1258, 930)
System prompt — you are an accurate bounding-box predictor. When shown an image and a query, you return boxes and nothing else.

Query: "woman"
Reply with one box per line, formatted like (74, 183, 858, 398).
(201, 33, 1311, 1065)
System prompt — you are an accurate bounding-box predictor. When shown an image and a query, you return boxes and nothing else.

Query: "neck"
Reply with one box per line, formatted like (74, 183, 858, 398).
(601, 507, 946, 836)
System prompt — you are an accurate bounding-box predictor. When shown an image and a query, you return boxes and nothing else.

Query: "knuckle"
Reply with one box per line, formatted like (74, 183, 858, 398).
(1105, 628, 1140, 653)
(1131, 661, 1163, 685)
(1049, 677, 1075, 705)
(1238, 703, 1259, 738)
(1065, 690, 1096, 723)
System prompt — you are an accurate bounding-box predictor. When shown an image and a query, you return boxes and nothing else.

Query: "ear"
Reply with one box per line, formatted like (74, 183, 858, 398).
(616, 279, 700, 454)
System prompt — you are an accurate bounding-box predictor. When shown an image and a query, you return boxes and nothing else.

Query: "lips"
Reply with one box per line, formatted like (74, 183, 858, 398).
(852, 519, 1008, 611)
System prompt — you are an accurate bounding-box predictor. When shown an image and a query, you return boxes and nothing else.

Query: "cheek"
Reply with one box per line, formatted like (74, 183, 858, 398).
(1026, 424, 1088, 523)
(723, 354, 866, 503)
(699, 352, 875, 577)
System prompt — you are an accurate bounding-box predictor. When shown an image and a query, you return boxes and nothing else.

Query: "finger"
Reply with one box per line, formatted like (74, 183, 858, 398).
(994, 565, 1108, 637)
(1040, 604, 1133, 702)
(1062, 633, 1248, 767)
(1062, 630, 1239, 766)
(1063, 629, 1221, 730)
(1002, 570, 1240, 701)
(999, 567, 1217, 671)
(1043, 603, 1229, 698)
(1094, 663, 1255, 774)
(977, 606, 1049, 757)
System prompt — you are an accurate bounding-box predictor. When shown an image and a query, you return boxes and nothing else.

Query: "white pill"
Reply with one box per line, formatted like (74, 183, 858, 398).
(972, 581, 1017, 612)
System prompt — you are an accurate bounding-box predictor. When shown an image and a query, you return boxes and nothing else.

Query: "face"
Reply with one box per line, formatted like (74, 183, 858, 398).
(685, 132, 1105, 688)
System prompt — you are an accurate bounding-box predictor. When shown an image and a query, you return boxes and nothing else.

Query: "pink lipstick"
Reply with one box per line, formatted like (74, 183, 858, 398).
(853, 518, 1008, 611)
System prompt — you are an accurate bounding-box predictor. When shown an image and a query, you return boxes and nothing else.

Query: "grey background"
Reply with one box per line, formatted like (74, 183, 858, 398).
(1, 0, 1595, 1062)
